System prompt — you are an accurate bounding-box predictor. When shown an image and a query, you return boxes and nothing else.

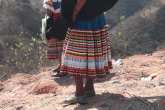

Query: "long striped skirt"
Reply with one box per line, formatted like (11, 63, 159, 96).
(46, 38, 64, 60)
(60, 14, 112, 79)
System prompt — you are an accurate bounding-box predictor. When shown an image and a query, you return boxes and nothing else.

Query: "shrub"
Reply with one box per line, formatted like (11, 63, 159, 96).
(0, 42, 4, 63)
(3, 36, 20, 48)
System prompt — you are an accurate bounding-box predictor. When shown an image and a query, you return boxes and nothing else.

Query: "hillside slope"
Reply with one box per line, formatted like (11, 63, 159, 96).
(105, 0, 154, 29)
(27, 0, 155, 29)
(109, 0, 165, 58)
(0, 50, 165, 110)
(0, 1, 43, 37)
(0, 1, 46, 79)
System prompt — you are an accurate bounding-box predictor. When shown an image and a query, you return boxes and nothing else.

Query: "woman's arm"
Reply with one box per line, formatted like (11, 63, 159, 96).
(74, 0, 87, 13)
(72, 0, 87, 22)
(47, 8, 52, 17)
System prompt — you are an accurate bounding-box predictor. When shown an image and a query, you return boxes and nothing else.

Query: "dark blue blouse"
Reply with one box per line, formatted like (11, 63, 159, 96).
(53, 1, 60, 10)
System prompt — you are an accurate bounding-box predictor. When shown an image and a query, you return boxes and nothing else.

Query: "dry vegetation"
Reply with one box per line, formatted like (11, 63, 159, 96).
(109, 0, 165, 58)
(0, 0, 53, 81)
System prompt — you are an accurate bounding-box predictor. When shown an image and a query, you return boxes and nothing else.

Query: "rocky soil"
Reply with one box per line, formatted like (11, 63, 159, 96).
(0, 51, 165, 110)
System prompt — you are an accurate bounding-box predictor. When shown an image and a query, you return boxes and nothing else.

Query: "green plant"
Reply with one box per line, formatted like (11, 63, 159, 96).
(3, 36, 20, 48)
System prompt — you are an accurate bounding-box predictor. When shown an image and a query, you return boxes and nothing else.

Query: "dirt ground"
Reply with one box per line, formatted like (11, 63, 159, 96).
(0, 51, 165, 110)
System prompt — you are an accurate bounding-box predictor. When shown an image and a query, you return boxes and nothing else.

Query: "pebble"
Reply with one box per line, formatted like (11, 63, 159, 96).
(154, 80, 165, 87)
(16, 105, 23, 110)
(111, 80, 120, 83)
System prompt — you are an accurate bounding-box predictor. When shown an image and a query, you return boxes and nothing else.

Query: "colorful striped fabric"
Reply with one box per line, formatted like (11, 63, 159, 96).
(46, 38, 64, 60)
(60, 14, 112, 79)
(43, 0, 54, 12)
(43, 0, 61, 13)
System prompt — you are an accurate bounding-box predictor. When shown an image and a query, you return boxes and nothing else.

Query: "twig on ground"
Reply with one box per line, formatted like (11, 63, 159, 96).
(0, 73, 8, 80)
(126, 92, 155, 110)
(124, 104, 132, 110)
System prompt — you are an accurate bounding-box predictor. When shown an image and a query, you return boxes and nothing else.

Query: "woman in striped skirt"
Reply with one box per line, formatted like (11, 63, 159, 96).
(61, 0, 112, 104)
(44, 0, 65, 76)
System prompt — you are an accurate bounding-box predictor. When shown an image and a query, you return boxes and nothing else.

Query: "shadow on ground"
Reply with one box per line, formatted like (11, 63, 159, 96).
(66, 92, 165, 110)
(53, 73, 116, 86)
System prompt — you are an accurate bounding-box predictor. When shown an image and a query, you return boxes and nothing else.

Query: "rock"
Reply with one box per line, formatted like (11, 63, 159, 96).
(147, 63, 151, 67)
(150, 73, 158, 78)
(154, 81, 160, 87)
(141, 76, 152, 81)
(32, 79, 59, 94)
(146, 53, 153, 56)
(111, 79, 124, 84)
(113, 59, 123, 66)
(112, 80, 120, 83)
(160, 55, 165, 59)
(102, 89, 108, 93)
(100, 103, 108, 107)
(141, 69, 164, 81)
(16, 105, 23, 110)
(0, 83, 4, 92)
(154, 79, 165, 87)
(159, 80, 165, 86)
